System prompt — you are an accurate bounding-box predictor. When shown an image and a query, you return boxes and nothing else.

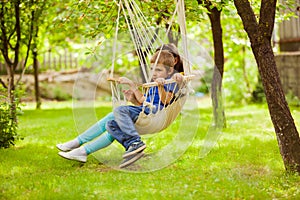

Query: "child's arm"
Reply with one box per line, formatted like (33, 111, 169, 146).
(123, 89, 141, 105)
(156, 73, 184, 104)
(118, 77, 145, 104)
(155, 78, 174, 104)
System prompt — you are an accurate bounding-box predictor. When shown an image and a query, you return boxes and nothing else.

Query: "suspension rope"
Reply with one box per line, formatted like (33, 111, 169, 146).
(177, 0, 190, 75)
(110, 0, 122, 79)
(113, 0, 189, 80)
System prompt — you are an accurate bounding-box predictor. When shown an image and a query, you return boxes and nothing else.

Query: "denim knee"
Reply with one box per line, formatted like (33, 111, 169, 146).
(113, 106, 128, 118)
(105, 119, 140, 150)
(105, 120, 118, 134)
(105, 120, 125, 145)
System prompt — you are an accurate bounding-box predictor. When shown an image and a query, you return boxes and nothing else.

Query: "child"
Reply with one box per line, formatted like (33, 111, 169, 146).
(57, 45, 183, 165)
(106, 50, 184, 168)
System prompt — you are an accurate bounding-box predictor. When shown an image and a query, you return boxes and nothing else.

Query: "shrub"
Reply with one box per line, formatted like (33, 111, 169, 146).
(0, 103, 19, 148)
(286, 90, 300, 107)
(0, 87, 23, 148)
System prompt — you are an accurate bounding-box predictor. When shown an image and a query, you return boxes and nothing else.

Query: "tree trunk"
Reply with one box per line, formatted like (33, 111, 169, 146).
(5, 62, 17, 122)
(198, 0, 226, 128)
(207, 7, 226, 128)
(234, 0, 300, 173)
(32, 21, 41, 109)
(33, 51, 41, 109)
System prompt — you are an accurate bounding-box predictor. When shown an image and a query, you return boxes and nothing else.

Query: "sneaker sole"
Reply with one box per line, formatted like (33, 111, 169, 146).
(56, 144, 72, 152)
(119, 152, 145, 168)
(58, 152, 87, 163)
(122, 144, 146, 159)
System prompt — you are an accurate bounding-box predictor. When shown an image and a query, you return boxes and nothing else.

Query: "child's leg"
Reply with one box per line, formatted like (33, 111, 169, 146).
(83, 132, 115, 154)
(106, 119, 139, 150)
(58, 132, 115, 162)
(57, 112, 114, 151)
(106, 106, 142, 150)
(77, 112, 114, 144)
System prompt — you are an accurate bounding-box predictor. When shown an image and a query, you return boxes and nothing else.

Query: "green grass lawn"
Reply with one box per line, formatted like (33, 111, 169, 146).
(1, 99, 300, 199)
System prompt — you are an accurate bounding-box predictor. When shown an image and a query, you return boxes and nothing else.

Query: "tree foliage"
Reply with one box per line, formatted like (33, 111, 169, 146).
(0, 0, 51, 147)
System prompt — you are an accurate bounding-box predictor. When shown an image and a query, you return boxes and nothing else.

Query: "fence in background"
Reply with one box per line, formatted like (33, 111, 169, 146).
(278, 0, 300, 51)
(0, 49, 80, 75)
(275, 52, 300, 98)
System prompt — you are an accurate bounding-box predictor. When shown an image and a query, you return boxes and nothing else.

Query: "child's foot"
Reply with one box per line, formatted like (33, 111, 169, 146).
(123, 141, 146, 158)
(119, 151, 145, 168)
(58, 147, 87, 163)
(56, 139, 80, 152)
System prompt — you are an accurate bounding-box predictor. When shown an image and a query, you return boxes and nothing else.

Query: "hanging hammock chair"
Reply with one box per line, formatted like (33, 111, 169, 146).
(108, 0, 194, 135)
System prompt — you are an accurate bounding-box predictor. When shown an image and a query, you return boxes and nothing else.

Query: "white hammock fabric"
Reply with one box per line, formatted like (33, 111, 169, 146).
(110, 0, 193, 134)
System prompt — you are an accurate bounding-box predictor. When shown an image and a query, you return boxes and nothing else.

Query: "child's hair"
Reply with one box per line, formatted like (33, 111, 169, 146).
(155, 43, 184, 73)
(150, 50, 175, 70)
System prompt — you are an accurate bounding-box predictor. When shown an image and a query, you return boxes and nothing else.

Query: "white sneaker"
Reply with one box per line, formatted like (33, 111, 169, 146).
(56, 139, 80, 152)
(56, 144, 72, 152)
(58, 147, 87, 163)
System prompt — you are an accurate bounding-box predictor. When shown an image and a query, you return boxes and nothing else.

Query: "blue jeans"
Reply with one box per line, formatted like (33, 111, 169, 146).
(106, 105, 147, 150)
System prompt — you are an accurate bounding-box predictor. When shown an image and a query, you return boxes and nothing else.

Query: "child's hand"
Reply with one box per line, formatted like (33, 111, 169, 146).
(123, 89, 134, 101)
(155, 78, 166, 86)
(172, 73, 184, 84)
(118, 77, 134, 86)
(123, 89, 141, 105)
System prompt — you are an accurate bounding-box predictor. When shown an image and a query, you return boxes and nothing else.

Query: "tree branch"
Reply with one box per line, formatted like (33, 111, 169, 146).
(233, 0, 259, 44)
(0, 78, 7, 89)
(17, 7, 35, 85)
(259, 0, 277, 38)
(0, 2, 13, 66)
(13, 0, 21, 68)
(7, 25, 17, 51)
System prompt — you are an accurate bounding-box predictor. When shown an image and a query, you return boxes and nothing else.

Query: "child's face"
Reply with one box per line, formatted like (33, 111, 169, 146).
(150, 63, 173, 81)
